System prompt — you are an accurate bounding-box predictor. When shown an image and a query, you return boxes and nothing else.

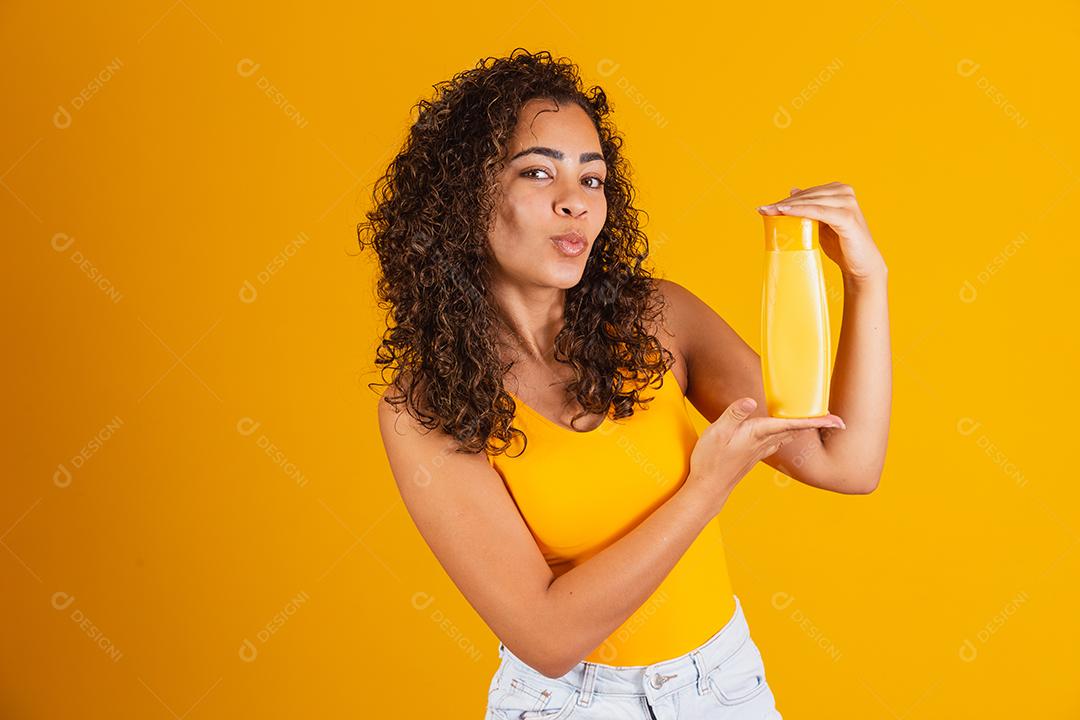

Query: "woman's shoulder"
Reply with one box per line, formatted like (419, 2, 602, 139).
(648, 278, 692, 395)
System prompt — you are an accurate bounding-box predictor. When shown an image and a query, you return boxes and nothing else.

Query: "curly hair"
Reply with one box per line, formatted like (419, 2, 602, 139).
(357, 48, 675, 457)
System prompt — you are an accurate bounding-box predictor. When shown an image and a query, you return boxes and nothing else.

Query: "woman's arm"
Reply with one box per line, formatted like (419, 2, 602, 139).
(661, 182, 892, 495)
(760, 182, 891, 491)
(817, 269, 891, 489)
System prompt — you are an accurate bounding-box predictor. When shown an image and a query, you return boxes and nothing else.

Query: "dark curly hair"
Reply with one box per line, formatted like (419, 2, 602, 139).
(358, 48, 675, 457)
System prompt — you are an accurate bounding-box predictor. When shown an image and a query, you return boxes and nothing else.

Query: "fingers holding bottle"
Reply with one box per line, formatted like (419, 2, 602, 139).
(686, 397, 845, 514)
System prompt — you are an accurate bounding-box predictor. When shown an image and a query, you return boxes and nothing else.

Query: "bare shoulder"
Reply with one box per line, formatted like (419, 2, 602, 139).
(651, 275, 768, 418)
(651, 277, 699, 325)
(376, 379, 484, 476)
(650, 277, 746, 353)
(648, 278, 703, 395)
(375, 374, 494, 516)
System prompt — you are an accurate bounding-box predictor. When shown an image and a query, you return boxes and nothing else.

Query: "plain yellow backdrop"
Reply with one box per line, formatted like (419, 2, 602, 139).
(3, 1, 1077, 717)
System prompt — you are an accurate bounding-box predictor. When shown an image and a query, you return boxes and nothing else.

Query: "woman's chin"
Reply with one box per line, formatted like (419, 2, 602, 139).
(542, 267, 586, 289)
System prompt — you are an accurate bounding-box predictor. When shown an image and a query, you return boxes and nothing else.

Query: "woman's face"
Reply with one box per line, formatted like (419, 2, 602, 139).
(487, 97, 608, 290)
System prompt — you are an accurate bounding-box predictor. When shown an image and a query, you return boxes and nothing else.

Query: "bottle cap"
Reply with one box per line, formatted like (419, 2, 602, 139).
(763, 214, 820, 251)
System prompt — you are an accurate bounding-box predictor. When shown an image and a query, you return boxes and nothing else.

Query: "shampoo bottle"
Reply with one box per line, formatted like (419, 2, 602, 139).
(761, 214, 832, 418)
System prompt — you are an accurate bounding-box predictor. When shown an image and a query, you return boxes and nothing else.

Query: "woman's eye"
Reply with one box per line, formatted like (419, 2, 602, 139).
(522, 169, 605, 189)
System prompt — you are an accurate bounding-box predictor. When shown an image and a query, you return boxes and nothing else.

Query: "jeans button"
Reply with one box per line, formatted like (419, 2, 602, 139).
(650, 672, 676, 689)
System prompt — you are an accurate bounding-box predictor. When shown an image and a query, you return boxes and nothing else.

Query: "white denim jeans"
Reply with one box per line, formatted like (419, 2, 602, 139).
(485, 594, 782, 719)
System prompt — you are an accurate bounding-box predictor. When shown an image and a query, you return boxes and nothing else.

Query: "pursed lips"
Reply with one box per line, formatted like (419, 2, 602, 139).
(550, 230, 586, 251)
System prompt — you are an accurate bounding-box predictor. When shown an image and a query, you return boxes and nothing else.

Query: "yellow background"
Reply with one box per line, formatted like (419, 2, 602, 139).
(3, 1, 1077, 717)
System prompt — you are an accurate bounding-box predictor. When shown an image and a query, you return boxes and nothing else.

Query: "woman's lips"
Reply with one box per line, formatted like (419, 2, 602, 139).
(551, 233, 586, 257)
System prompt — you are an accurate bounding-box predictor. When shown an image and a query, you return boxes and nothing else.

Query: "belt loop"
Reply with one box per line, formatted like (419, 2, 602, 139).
(577, 662, 598, 707)
(691, 649, 710, 695)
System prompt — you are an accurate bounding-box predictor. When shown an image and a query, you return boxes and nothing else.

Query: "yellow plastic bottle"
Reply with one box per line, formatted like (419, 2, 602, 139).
(761, 214, 832, 418)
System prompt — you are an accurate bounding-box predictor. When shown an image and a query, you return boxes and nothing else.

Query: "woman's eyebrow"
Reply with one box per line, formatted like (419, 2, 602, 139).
(509, 146, 605, 164)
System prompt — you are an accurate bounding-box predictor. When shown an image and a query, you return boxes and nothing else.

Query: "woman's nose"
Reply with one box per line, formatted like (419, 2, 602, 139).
(556, 190, 588, 217)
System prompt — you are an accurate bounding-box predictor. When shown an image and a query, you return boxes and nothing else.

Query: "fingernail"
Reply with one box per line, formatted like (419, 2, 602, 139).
(777, 204, 791, 211)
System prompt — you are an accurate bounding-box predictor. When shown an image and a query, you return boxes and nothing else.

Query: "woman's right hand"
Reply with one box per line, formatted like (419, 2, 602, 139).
(685, 397, 845, 513)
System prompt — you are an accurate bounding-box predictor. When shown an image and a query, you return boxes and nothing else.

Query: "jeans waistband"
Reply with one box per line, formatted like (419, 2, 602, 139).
(497, 594, 749, 704)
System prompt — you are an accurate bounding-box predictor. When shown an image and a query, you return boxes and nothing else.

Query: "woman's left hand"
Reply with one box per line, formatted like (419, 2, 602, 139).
(757, 182, 886, 281)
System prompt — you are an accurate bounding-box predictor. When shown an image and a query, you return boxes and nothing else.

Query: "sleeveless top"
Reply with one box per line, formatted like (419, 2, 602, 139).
(486, 366, 737, 665)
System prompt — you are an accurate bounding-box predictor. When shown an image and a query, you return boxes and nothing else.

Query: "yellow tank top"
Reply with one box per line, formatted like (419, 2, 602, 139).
(487, 366, 737, 665)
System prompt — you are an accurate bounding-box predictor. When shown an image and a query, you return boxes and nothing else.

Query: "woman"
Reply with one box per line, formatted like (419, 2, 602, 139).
(364, 49, 890, 720)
